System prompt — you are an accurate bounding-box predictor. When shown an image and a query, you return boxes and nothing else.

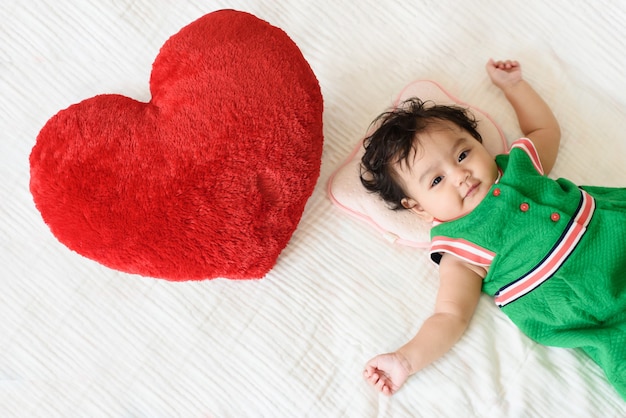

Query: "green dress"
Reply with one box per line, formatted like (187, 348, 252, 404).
(429, 138, 626, 400)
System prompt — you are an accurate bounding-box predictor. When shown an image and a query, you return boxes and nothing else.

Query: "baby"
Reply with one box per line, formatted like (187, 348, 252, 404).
(360, 59, 626, 400)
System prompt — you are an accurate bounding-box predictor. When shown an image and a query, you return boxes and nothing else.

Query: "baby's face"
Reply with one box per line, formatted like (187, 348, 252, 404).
(395, 122, 498, 222)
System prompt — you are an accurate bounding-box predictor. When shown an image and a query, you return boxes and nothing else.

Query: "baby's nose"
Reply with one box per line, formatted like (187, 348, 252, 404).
(454, 168, 471, 185)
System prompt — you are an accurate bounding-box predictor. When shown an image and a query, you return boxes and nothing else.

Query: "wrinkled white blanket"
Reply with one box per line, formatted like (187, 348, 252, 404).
(2, 0, 625, 416)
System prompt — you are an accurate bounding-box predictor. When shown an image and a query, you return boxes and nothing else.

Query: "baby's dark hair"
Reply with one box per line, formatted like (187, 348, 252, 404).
(359, 98, 483, 210)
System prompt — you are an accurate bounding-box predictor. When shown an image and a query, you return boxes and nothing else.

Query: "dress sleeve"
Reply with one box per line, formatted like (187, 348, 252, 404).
(429, 236, 495, 266)
(508, 138, 544, 175)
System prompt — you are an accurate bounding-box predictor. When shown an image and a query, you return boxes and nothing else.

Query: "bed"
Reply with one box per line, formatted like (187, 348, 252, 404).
(2, 0, 626, 416)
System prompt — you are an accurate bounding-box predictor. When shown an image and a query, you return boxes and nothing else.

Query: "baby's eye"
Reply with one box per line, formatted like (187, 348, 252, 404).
(431, 176, 443, 187)
(458, 150, 469, 162)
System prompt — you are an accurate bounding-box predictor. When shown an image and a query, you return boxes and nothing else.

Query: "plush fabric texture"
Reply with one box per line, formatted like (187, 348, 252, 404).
(328, 80, 506, 247)
(29, 10, 324, 281)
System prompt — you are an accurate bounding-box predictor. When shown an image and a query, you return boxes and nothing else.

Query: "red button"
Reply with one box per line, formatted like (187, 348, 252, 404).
(520, 202, 530, 212)
(493, 188, 501, 196)
(551, 212, 560, 222)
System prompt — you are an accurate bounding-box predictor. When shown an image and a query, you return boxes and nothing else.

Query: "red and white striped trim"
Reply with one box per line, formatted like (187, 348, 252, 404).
(430, 237, 495, 266)
(495, 189, 595, 307)
(510, 138, 544, 175)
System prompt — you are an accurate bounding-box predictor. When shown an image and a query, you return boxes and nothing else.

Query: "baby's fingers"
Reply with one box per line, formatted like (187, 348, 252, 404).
(491, 59, 519, 70)
(364, 368, 391, 394)
(363, 367, 379, 383)
(369, 373, 393, 395)
(377, 379, 394, 396)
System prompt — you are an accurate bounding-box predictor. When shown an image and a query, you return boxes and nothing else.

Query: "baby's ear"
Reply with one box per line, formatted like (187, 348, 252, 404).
(401, 198, 434, 222)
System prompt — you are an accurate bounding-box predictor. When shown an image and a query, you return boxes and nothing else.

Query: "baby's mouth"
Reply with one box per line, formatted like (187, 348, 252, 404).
(465, 182, 480, 199)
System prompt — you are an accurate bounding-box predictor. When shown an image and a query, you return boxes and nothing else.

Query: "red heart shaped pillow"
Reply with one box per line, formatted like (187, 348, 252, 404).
(29, 10, 324, 281)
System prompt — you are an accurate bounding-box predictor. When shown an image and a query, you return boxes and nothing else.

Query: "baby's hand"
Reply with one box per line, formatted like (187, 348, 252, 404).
(363, 352, 411, 396)
(486, 58, 522, 90)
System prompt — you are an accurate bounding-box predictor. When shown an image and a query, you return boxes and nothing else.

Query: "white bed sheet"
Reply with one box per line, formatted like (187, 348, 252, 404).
(2, 0, 626, 416)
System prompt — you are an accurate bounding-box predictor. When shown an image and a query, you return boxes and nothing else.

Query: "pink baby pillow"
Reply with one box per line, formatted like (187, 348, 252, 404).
(328, 80, 506, 247)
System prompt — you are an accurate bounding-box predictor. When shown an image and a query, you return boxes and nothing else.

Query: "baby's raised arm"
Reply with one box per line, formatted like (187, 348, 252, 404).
(363, 254, 483, 395)
(486, 59, 561, 175)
